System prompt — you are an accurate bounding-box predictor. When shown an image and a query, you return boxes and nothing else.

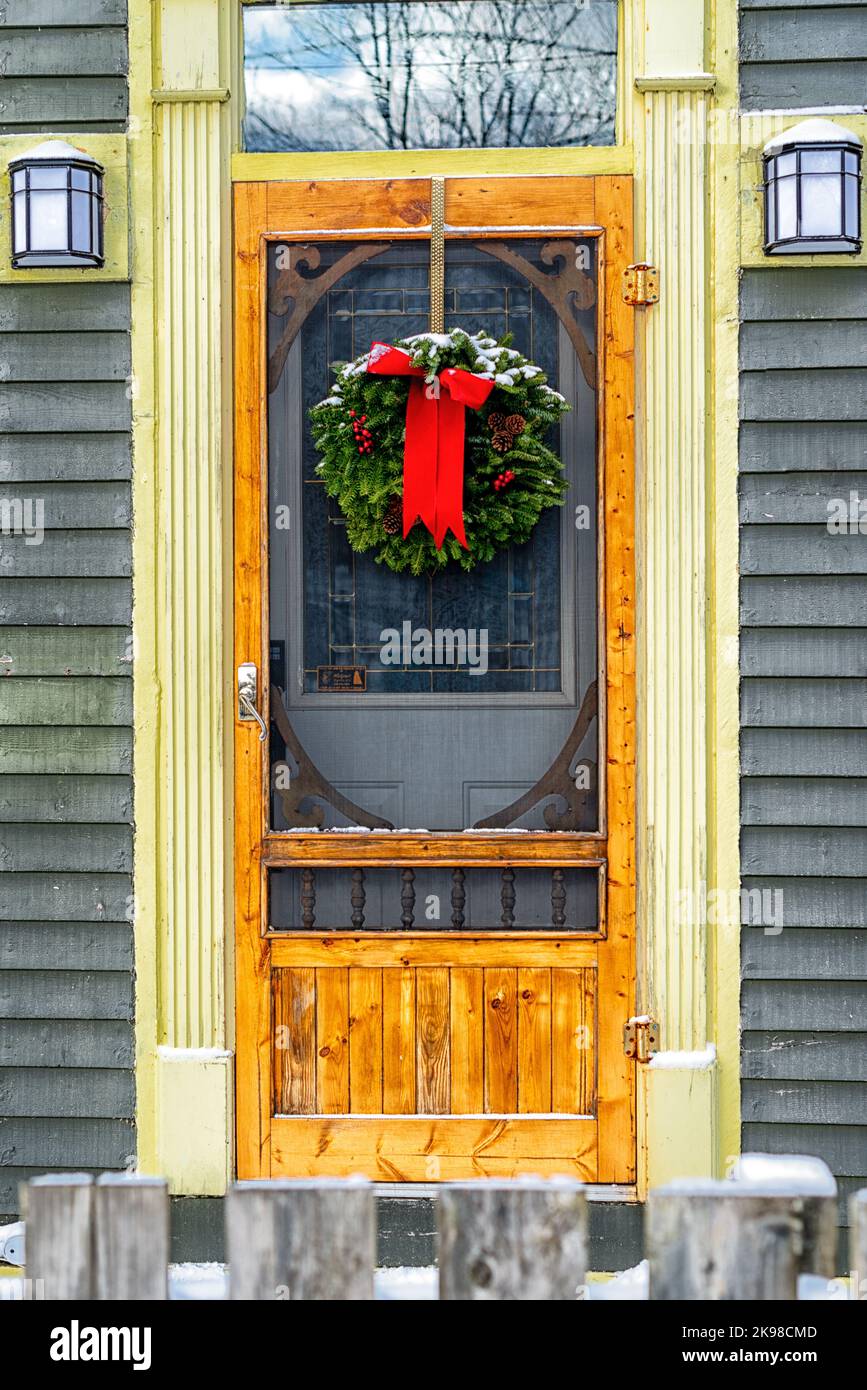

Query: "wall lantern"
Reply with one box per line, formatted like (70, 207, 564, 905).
(9, 141, 105, 269)
(763, 119, 862, 256)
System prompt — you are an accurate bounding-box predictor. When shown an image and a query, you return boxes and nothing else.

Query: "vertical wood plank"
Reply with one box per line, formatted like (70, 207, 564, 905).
(273, 968, 316, 1115)
(316, 968, 350, 1114)
(383, 967, 416, 1114)
(552, 968, 596, 1115)
(416, 967, 450, 1114)
(349, 967, 383, 1113)
(233, 182, 271, 1179)
(518, 967, 552, 1113)
(228, 1180, 375, 1300)
(95, 1176, 169, 1301)
(484, 968, 518, 1113)
(439, 1180, 588, 1300)
(26, 1175, 94, 1300)
(594, 174, 636, 1181)
(450, 967, 484, 1114)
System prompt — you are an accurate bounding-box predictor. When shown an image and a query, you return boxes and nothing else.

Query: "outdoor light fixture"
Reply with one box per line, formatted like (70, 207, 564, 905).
(9, 141, 105, 269)
(763, 119, 862, 256)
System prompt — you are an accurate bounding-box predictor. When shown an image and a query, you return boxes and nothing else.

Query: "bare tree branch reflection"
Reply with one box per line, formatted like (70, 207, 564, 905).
(244, 1, 617, 152)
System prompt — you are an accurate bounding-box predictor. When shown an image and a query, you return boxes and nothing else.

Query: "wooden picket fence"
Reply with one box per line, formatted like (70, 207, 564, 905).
(18, 1171, 867, 1301)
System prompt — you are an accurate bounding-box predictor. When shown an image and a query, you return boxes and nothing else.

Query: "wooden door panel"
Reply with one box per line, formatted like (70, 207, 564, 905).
(272, 960, 597, 1120)
(270, 1116, 598, 1181)
(235, 173, 635, 1183)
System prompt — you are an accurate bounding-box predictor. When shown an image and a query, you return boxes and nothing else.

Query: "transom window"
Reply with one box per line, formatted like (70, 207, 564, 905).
(242, 0, 618, 152)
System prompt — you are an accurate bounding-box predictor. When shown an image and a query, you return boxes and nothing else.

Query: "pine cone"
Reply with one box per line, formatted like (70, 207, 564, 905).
(492, 431, 514, 453)
(382, 497, 402, 535)
(505, 413, 526, 436)
(488, 412, 508, 434)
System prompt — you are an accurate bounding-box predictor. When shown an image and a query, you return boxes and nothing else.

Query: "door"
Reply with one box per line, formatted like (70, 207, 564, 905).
(234, 175, 635, 1181)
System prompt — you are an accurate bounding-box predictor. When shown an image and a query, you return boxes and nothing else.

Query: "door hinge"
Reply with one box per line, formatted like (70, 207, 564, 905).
(623, 1016, 659, 1063)
(622, 263, 659, 307)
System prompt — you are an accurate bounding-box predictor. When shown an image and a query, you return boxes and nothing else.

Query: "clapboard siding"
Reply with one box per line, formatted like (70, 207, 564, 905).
(0, 1019, 133, 1069)
(743, 1032, 867, 1082)
(0, 775, 133, 822)
(740, 3, 867, 109)
(0, 922, 133, 971)
(743, 778, 867, 826)
(0, 726, 132, 775)
(0, 627, 132, 675)
(0, 1067, 134, 1119)
(0, 579, 132, 625)
(0, 269, 134, 1202)
(0, 5, 128, 134)
(740, 267, 867, 1215)
(741, 628, 867, 677)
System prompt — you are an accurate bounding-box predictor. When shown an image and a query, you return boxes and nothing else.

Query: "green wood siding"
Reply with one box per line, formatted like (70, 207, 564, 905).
(740, 267, 867, 1217)
(0, 273, 133, 1210)
(740, 2, 867, 109)
(0, 2, 128, 134)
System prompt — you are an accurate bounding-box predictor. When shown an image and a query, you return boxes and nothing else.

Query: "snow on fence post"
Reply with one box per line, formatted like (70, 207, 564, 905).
(648, 1178, 836, 1300)
(438, 1179, 588, 1301)
(25, 1174, 94, 1300)
(227, 1179, 376, 1300)
(727, 1153, 838, 1280)
(851, 1189, 867, 1299)
(95, 1175, 169, 1301)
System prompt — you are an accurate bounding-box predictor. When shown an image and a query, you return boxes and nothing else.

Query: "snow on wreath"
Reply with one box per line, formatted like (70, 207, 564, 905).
(311, 328, 569, 575)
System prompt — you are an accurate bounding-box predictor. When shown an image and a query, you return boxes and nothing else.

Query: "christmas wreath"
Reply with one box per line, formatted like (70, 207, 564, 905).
(310, 328, 570, 575)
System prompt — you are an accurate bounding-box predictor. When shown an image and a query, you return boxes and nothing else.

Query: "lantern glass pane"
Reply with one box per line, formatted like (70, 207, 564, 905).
(776, 152, 796, 177)
(71, 167, 91, 191)
(766, 183, 776, 243)
(71, 191, 92, 253)
(800, 172, 843, 237)
(11, 169, 25, 193)
(92, 197, 101, 255)
(776, 174, 798, 241)
(845, 174, 859, 238)
(845, 151, 859, 174)
(28, 165, 66, 190)
(800, 148, 841, 174)
(13, 191, 27, 253)
(29, 189, 69, 251)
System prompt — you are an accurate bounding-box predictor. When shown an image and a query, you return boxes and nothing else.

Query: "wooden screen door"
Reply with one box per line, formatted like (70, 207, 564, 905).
(234, 175, 635, 1182)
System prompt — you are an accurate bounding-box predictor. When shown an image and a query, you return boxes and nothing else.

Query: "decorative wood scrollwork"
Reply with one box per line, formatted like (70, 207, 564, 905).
(476, 239, 597, 390)
(473, 679, 598, 831)
(270, 685, 394, 830)
(268, 242, 391, 394)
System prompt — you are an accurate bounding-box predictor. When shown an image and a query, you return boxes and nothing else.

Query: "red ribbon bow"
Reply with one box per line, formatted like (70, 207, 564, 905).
(367, 342, 495, 549)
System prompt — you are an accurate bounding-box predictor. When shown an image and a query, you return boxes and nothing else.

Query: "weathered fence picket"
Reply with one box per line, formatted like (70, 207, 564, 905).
(227, 1178, 375, 1300)
(95, 1175, 170, 1301)
(25, 1174, 94, 1300)
(18, 1166, 864, 1301)
(438, 1179, 587, 1301)
(648, 1179, 837, 1301)
(850, 1189, 867, 1296)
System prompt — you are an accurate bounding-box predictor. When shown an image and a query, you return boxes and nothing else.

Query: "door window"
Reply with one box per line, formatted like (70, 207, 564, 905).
(267, 236, 600, 832)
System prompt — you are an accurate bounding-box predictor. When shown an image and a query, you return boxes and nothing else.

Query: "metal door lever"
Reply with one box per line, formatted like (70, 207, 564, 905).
(237, 663, 267, 742)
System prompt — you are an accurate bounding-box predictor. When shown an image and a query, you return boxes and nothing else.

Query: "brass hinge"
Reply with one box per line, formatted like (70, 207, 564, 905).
(622, 263, 659, 307)
(623, 1016, 659, 1063)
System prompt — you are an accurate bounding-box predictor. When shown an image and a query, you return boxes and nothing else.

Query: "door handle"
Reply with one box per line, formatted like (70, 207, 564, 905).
(237, 663, 268, 742)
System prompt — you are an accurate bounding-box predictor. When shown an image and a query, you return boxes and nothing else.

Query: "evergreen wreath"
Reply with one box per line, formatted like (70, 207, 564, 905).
(310, 328, 570, 575)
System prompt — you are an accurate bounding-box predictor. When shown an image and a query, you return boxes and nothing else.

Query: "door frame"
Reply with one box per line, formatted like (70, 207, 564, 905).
(233, 175, 635, 1181)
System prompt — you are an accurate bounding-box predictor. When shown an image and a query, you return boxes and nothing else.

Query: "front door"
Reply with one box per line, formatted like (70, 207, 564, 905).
(234, 175, 635, 1181)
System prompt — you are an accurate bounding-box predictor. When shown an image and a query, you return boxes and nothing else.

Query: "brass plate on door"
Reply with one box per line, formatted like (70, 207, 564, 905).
(317, 665, 367, 692)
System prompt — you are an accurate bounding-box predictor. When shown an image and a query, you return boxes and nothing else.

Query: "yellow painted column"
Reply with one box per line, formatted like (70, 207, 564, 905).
(131, 0, 238, 1194)
(633, 0, 731, 1187)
